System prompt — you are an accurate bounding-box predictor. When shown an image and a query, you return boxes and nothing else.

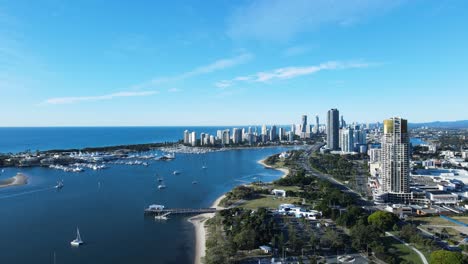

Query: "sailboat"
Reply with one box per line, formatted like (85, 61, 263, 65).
(70, 227, 84, 246)
(55, 180, 64, 189)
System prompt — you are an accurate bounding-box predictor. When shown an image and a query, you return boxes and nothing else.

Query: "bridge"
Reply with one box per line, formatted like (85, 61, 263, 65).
(144, 207, 218, 216)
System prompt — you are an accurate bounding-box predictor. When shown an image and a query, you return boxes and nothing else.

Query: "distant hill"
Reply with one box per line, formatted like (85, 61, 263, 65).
(410, 120, 468, 129)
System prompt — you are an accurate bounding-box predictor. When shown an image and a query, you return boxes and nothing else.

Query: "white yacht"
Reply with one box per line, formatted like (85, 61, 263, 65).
(173, 170, 181, 175)
(158, 184, 166, 189)
(70, 227, 84, 246)
(201, 166, 208, 169)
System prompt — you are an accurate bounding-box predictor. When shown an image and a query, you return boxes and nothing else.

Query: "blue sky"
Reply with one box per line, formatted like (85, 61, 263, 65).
(0, 0, 467, 126)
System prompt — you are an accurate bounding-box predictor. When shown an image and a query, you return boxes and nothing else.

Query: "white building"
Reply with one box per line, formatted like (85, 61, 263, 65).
(339, 127, 354, 153)
(190, 132, 197, 146)
(183, 130, 190, 144)
(380, 117, 411, 202)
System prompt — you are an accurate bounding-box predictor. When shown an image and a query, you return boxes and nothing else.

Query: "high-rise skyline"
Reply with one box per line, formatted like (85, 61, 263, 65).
(381, 117, 410, 194)
(327, 109, 340, 150)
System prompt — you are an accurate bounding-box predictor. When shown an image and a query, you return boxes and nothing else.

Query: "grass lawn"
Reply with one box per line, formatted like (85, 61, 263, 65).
(271, 185, 302, 192)
(415, 216, 468, 226)
(381, 236, 423, 264)
(241, 195, 302, 210)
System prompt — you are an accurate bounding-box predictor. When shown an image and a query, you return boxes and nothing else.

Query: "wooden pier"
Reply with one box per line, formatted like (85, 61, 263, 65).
(144, 207, 217, 216)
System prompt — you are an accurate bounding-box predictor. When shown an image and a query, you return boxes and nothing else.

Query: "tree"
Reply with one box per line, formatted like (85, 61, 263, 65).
(350, 222, 381, 251)
(367, 211, 399, 231)
(429, 250, 463, 264)
(233, 227, 256, 250)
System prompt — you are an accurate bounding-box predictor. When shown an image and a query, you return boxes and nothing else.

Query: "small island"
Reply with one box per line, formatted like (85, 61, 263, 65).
(0, 173, 28, 188)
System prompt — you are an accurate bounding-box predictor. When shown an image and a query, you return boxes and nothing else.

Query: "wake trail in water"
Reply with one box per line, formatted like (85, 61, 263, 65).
(0, 186, 55, 200)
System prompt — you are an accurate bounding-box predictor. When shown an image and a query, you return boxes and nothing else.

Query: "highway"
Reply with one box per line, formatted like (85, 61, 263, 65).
(296, 142, 373, 206)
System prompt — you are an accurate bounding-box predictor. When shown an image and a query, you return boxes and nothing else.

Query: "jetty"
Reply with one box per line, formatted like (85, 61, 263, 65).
(144, 205, 218, 216)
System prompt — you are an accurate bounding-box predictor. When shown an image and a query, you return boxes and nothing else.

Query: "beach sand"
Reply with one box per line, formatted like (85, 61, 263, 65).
(257, 158, 290, 178)
(0, 173, 28, 188)
(188, 194, 225, 264)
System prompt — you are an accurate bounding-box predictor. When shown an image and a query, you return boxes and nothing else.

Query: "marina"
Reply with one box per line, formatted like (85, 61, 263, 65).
(0, 140, 288, 264)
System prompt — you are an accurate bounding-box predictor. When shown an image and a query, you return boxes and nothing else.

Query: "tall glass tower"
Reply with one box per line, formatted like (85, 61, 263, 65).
(326, 109, 339, 150)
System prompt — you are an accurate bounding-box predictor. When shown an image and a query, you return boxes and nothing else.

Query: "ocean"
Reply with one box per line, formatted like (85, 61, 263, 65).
(0, 127, 290, 264)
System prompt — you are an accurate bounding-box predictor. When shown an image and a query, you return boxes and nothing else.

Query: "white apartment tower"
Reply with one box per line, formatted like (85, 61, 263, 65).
(381, 117, 410, 194)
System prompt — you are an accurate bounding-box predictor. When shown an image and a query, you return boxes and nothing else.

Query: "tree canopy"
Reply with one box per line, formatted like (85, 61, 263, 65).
(368, 211, 399, 231)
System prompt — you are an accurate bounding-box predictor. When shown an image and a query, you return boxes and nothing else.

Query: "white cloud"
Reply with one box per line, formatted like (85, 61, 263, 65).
(132, 52, 253, 89)
(43, 91, 158, 105)
(183, 53, 253, 77)
(227, 0, 402, 41)
(216, 61, 373, 87)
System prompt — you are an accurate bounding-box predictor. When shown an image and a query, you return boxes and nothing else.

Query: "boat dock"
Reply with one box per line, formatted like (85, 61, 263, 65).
(144, 207, 218, 216)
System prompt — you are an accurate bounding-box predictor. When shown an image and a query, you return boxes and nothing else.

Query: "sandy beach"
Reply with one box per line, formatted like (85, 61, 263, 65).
(257, 158, 290, 178)
(188, 194, 225, 264)
(0, 173, 28, 188)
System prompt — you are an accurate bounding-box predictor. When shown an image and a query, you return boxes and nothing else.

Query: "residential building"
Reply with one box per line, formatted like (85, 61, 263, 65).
(326, 108, 339, 150)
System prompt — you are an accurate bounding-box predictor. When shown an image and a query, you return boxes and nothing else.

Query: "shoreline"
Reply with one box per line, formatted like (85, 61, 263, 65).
(189, 154, 290, 264)
(188, 194, 225, 264)
(0, 173, 28, 188)
(257, 158, 290, 178)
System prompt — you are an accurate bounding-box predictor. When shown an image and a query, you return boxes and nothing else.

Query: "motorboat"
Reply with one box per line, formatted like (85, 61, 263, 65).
(173, 170, 181, 175)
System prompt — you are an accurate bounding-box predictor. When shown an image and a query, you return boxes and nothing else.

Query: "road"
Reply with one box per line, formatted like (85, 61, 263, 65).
(297, 143, 372, 206)
(385, 232, 429, 264)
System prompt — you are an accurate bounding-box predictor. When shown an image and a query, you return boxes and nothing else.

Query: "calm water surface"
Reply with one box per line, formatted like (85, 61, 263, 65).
(0, 147, 290, 264)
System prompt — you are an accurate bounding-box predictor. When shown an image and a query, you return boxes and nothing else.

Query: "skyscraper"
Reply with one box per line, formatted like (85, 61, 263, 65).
(326, 109, 339, 150)
(339, 127, 354, 153)
(315, 114, 319, 134)
(261, 124, 267, 136)
(301, 115, 307, 133)
(381, 117, 410, 194)
(232, 128, 242, 144)
(278, 127, 284, 141)
(190, 131, 197, 147)
(222, 129, 230, 145)
(183, 130, 190, 144)
(269, 125, 277, 141)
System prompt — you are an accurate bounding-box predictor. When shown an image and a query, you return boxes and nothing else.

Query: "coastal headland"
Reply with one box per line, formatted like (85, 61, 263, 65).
(188, 154, 290, 264)
(0, 173, 28, 188)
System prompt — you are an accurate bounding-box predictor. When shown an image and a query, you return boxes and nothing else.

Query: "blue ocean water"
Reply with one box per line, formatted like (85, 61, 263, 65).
(0, 127, 291, 264)
(0, 127, 242, 153)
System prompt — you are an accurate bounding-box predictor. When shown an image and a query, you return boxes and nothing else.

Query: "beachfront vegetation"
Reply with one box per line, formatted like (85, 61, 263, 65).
(204, 208, 278, 264)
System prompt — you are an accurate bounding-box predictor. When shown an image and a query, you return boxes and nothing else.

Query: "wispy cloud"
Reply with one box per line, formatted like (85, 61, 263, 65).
(227, 0, 402, 41)
(43, 91, 158, 105)
(215, 61, 373, 88)
(134, 53, 253, 89)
